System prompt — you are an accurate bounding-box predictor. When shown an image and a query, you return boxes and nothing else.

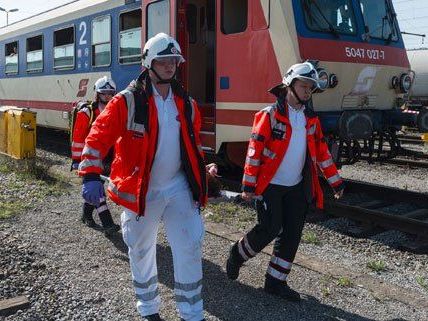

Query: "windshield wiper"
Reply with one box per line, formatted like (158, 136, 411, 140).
(304, 0, 340, 38)
(362, 0, 396, 43)
(383, 0, 397, 44)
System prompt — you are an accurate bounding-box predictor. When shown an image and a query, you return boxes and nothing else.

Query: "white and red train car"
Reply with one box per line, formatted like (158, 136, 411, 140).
(1, 0, 427, 166)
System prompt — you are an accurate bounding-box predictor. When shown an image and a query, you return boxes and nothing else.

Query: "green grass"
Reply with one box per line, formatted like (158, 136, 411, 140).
(337, 276, 353, 287)
(203, 201, 256, 230)
(302, 230, 321, 245)
(0, 155, 69, 219)
(416, 276, 428, 292)
(367, 260, 387, 272)
(0, 201, 25, 219)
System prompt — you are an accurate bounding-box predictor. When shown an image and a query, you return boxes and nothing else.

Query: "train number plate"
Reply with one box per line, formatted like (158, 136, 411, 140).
(345, 47, 385, 61)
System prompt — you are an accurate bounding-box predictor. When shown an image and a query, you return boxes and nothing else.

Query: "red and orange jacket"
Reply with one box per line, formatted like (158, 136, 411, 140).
(78, 74, 207, 216)
(242, 98, 344, 209)
(71, 102, 100, 164)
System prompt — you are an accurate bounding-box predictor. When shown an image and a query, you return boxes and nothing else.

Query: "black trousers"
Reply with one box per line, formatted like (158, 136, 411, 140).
(245, 182, 308, 263)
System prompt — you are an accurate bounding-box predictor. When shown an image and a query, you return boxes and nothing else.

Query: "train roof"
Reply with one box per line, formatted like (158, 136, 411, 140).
(0, 0, 127, 41)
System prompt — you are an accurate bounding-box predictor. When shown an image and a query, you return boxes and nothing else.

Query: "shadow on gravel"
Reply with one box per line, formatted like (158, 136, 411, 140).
(37, 126, 71, 157)
(153, 244, 378, 321)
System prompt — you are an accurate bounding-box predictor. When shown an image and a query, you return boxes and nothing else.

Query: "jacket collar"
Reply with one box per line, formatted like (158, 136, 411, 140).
(276, 95, 317, 120)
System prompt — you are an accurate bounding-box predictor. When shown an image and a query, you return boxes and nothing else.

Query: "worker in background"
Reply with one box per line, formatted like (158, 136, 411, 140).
(70, 76, 120, 235)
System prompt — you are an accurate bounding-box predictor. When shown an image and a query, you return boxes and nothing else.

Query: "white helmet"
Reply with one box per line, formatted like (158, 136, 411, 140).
(94, 76, 116, 95)
(142, 33, 185, 69)
(282, 62, 319, 88)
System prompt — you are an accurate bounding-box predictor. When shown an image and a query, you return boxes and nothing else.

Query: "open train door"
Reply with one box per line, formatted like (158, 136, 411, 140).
(142, 0, 216, 152)
(177, 0, 216, 153)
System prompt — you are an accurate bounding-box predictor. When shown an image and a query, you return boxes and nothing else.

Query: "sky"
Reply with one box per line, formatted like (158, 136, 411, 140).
(0, 0, 427, 49)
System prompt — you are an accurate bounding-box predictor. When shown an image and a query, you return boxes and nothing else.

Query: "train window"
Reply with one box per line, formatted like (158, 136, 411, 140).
(186, 4, 197, 44)
(301, 0, 357, 35)
(54, 26, 75, 70)
(5, 41, 18, 74)
(221, 0, 248, 34)
(119, 9, 142, 64)
(147, 0, 170, 39)
(359, 0, 398, 42)
(26, 35, 43, 73)
(92, 15, 111, 67)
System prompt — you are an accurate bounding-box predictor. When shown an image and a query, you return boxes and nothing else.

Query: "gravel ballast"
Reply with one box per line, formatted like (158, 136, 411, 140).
(1, 148, 427, 320)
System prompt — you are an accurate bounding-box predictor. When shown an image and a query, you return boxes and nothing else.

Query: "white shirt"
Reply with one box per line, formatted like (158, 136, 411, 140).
(148, 84, 186, 189)
(271, 104, 307, 186)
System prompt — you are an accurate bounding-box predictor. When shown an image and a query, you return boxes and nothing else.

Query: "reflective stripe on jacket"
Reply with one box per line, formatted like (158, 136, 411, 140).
(71, 104, 100, 161)
(242, 98, 344, 209)
(78, 74, 207, 216)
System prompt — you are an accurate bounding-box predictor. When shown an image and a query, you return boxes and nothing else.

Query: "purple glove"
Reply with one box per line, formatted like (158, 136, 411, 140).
(82, 180, 104, 207)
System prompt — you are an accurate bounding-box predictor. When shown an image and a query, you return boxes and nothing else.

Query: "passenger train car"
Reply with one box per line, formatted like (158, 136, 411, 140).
(1, 0, 427, 166)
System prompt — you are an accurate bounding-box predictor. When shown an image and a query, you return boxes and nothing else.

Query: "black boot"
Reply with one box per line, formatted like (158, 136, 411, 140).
(81, 202, 96, 228)
(142, 313, 164, 321)
(98, 210, 120, 235)
(264, 274, 300, 301)
(226, 242, 245, 280)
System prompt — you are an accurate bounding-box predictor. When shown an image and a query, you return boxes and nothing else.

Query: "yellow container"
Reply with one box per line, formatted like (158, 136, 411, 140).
(0, 107, 8, 153)
(0, 107, 37, 159)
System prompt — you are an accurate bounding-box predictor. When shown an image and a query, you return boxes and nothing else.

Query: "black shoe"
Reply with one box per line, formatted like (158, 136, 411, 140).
(102, 223, 120, 236)
(81, 216, 97, 228)
(181, 319, 205, 321)
(226, 243, 244, 280)
(142, 313, 164, 321)
(81, 203, 96, 228)
(264, 274, 300, 301)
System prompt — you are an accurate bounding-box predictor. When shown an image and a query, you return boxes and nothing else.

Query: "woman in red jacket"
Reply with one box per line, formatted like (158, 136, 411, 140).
(226, 62, 345, 301)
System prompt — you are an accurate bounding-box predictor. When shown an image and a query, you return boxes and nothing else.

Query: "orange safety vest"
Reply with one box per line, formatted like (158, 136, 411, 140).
(242, 98, 344, 209)
(78, 74, 207, 216)
(70, 102, 100, 162)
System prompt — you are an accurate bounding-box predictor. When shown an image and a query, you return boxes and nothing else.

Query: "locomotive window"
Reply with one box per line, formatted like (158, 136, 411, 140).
(186, 4, 197, 44)
(92, 15, 111, 67)
(54, 26, 75, 70)
(147, 0, 170, 39)
(359, 0, 398, 42)
(221, 0, 248, 34)
(26, 35, 43, 73)
(5, 41, 18, 74)
(301, 0, 357, 35)
(119, 9, 142, 64)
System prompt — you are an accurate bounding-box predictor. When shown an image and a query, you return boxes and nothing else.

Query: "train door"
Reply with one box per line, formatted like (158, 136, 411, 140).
(177, 0, 216, 152)
(142, 0, 216, 152)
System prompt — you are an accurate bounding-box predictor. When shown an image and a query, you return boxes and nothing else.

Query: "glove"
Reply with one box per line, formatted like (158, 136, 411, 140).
(82, 180, 104, 207)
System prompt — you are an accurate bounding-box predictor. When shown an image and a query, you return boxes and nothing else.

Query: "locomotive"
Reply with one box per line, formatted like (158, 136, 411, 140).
(1, 0, 427, 166)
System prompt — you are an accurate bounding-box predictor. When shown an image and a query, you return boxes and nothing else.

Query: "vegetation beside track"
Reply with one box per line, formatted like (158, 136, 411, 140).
(0, 154, 70, 219)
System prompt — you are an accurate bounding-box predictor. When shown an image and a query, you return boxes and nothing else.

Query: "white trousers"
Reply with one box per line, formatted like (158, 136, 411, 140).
(121, 179, 205, 321)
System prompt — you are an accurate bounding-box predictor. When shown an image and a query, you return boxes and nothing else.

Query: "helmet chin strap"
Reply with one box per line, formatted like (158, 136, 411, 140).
(290, 86, 308, 106)
(151, 65, 178, 84)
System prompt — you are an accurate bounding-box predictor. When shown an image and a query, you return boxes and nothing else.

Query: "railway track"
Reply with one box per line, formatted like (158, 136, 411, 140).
(323, 179, 428, 239)
(397, 134, 425, 146)
(37, 127, 428, 239)
(219, 177, 428, 240)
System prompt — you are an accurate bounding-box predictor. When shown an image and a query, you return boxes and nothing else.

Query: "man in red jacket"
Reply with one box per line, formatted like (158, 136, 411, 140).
(79, 33, 208, 321)
(71, 76, 120, 234)
(226, 62, 344, 301)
